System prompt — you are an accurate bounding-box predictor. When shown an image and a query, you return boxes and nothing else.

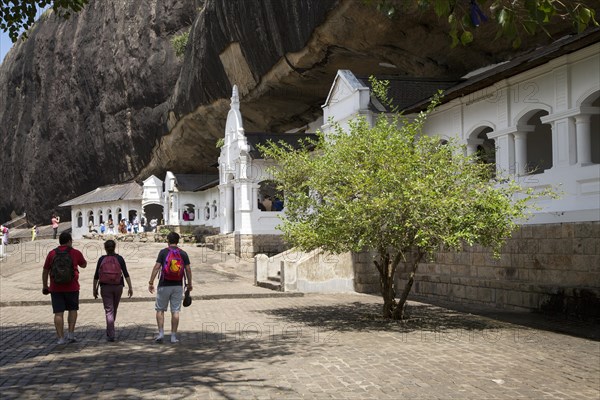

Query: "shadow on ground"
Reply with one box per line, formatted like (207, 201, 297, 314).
(409, 296, 600, 341)
(261, 301, 512, 334)
(0, 322, 320, 399)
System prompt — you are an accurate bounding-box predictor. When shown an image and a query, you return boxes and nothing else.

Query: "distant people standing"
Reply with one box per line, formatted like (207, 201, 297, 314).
(148, 232, 192, 343)
(262, 196, 272, 211)
(93, 240, 133, 342)
(119, 220, 126, 234)
(31, 225, 39, 241)
(51, 214, 60, 239)
(150, 218, 158, 232)
(42, 232, 87, 344)
(272, 197, 284, 211)
(1, 225, 9, 245)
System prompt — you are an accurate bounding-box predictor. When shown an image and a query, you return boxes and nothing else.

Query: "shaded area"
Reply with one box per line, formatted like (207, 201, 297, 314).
(261, 300, 512, 334)
(0, 322, 319, 399)
(409, 296, 600, 342)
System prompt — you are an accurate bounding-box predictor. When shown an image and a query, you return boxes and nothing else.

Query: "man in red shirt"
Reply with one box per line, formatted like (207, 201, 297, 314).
(42, 232, 87, 344)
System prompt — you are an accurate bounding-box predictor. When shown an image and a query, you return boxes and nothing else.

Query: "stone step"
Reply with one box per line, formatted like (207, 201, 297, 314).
(256, 281, 282, 291)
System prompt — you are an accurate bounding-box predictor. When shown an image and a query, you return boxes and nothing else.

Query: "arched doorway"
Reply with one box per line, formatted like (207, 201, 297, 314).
(143, 204, 163, 231)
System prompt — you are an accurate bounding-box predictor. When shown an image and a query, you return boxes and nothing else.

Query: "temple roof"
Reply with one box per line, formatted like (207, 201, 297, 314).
(173, 173, 219, 192)
(357, 75, 458, 112)
(244, 132, 318, 159)
(59, 182, 142, 207)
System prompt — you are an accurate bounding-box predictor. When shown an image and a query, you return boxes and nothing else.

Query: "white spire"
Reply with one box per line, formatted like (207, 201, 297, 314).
(231, 85, 239, 109)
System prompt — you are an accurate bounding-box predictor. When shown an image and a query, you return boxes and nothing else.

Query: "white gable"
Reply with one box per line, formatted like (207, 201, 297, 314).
(322, 70, 371, 122)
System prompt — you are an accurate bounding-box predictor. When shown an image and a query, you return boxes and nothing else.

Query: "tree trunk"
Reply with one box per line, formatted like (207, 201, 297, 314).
(376, 252, 396, 319)
(392, 252, 424, 320)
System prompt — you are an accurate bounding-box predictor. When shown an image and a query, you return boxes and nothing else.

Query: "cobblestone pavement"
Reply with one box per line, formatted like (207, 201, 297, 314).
(1, 239, 599, 399)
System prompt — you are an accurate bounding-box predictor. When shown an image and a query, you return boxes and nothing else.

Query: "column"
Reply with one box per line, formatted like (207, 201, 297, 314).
(466, 138, 484, 158)
(513, 131, 527, 175)
(489, 133, 515, 177)
(224, 185, 234, 233)
(575, 114, 592, 165)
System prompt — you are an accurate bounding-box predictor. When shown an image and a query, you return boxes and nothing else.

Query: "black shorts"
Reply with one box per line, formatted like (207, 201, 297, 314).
(50, 291, 79, 313)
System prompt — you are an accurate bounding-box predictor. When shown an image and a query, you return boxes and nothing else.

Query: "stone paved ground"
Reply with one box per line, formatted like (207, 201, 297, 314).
(1, 239, 599, 399)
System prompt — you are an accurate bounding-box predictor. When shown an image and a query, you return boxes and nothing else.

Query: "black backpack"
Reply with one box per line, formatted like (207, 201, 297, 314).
(51, 248, 75, 284)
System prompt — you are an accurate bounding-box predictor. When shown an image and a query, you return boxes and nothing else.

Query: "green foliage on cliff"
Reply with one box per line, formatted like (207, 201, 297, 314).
(171, 31, 190, 58)
(365, 0, 599, 48)
(1, 0, 88, 42)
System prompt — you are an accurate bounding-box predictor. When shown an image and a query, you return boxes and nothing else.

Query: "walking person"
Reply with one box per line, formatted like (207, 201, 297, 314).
(42, 232, 87, 344)
(51, 214, 60, 239)
(148, 232, 192, 343)
(93, 240, 133, 342)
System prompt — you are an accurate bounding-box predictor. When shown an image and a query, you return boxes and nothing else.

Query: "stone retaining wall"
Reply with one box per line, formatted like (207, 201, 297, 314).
(206, 233, 289, 258)
(352, 222, 600, 315)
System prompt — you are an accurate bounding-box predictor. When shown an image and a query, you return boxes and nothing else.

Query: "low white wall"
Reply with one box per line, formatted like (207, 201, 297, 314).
(255, 248, 355, 293)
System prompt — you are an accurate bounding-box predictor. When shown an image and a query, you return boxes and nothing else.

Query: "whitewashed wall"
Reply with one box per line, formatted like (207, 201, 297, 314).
(423, 43, 600, 224)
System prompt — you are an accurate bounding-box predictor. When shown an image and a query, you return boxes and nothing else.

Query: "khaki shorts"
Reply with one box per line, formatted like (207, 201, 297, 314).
(155, 285, 183, 312)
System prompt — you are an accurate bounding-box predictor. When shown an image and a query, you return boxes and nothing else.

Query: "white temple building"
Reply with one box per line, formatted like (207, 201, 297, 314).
(62, 31, 599, 247)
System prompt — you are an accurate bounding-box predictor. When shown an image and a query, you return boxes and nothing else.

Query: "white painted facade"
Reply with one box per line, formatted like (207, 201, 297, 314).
(67, 199, 142, 239)
(217, 86, 284, 235)
(321, 43, 600, 224)
(62, 39, 599, 239)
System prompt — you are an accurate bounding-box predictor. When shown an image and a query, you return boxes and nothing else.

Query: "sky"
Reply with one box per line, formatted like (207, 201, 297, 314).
(1, 4, 51, 64)
(1, 30, 15, 63)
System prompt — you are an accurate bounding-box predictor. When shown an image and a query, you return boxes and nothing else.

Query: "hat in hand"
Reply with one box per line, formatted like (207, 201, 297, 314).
(183, 289, 192, 307)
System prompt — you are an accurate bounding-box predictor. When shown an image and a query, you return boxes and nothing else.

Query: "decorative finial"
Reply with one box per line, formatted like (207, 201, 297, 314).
(231, 85, 239, 108)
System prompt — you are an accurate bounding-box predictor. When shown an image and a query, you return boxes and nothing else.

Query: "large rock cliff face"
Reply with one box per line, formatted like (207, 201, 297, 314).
(0, 0, 589, 223)
(0, 0, 199, 223)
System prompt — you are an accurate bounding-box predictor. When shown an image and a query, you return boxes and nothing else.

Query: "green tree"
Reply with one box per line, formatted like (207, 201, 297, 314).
(1, 0, 88, 42)
(366, 0, 599, 48)
(260, 80, 549, 320)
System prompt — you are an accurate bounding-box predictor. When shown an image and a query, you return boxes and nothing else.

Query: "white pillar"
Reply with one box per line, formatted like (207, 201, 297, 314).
(466, 138, 484, 158)
(513, 131, 528, 176)
(575, 114, 592, 165)
(490, 133, 515, 177)
(224, 185, 234, 233)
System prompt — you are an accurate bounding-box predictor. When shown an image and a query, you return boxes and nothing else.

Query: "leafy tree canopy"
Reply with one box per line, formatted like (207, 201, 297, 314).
(1, 0, 88, 42)
(365, 0, 599, 47)
(260, 79, 551, 320)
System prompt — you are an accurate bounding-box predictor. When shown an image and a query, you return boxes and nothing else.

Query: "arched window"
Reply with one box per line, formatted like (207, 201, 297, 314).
(469, 127, 496, 177)
(212, 200, 218, 219)
(258, 180, 284, 212)
(99, 210, 104, 224)
(183, 204, 195, 221)
(116, 208, 122, 222)
(525, 110, 552, 174)
(76, 212, 83, 228)
(204, 202, 210, 220)
(87, 210, 94, 224)
(128, 210, 137, 223)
